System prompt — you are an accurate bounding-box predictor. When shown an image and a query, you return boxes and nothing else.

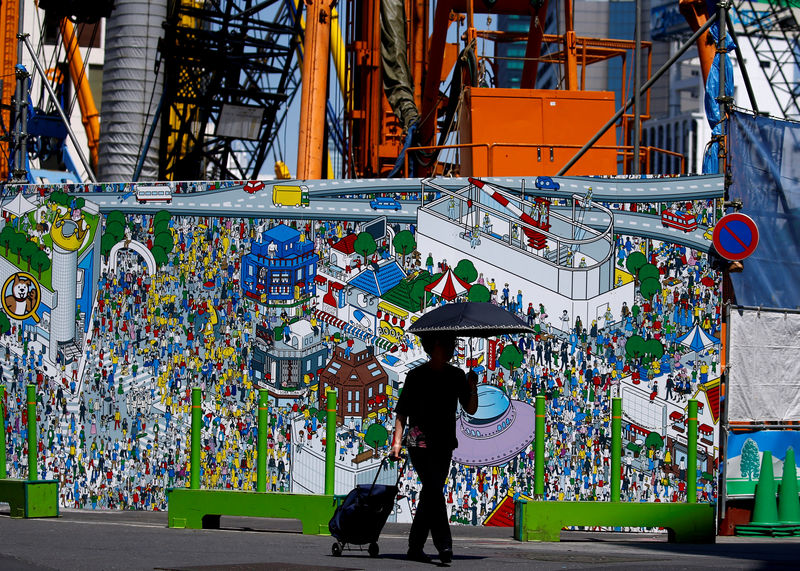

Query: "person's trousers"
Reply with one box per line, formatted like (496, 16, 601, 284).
(408, 446, 452, 553)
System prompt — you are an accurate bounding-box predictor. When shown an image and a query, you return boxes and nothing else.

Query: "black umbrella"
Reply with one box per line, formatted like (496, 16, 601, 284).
(407, 301, 534, 338)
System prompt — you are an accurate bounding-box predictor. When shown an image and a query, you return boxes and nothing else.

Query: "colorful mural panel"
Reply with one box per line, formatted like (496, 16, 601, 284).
(0, 175, 723, 522)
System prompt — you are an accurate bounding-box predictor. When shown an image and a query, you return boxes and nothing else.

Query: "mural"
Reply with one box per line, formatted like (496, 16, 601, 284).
(0, 176, 723, 524)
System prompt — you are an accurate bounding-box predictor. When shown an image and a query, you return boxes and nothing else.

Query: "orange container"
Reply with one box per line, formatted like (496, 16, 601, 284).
(459, 87, 618, 176)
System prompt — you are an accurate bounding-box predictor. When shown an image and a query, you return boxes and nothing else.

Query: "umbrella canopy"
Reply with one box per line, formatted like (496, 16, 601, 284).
(424, 269, 470, 301)
(408, 301, 534, 338)
(2, 192, 36, 218)
(676, 322, 719, 353)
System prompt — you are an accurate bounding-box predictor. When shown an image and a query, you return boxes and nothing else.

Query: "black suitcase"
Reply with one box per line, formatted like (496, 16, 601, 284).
(329, 456, 406, 558)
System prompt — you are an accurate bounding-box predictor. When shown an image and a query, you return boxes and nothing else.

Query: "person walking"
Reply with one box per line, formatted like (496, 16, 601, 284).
(391, 333, 478, 564)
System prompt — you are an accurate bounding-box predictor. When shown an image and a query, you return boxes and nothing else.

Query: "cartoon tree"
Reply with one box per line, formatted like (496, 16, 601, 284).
(74, 197, 85, 210)
(106, 210, 126, 227)
(638, 263, 660, 282)
(467, 283, 490, 302)
(20, 241, 38, 269)
(498, 344, 524, 381)
(150, 245, 168, 267)
(410, 279, 431, 310)
(30, 250, 51, 279)
(454, 259, 478, 284)
(392, 230, 416, 265)
(354, 232, 377, 265)
(645, 431, 664, 450)
(364, 422, 389, 453)
(0, 311, 9, 335)
(643, 338, 665, 360)
(740, 438, 761, 481)
(154, 231, 174, 254)
(626, 251, 647, 277)
(640, 277, 661, 300)
(8, 232, 25, 263)
(625, 334, 646, 361)
(101, 233, 118, 257)
(0, 225, 15, 255)
(105, 220, 126, 242)
(154, 210, 172, 225)
(154, 219, 171, 237)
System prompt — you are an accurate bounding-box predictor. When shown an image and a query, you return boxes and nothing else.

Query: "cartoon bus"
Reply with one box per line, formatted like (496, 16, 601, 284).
(272, 184, 310, 207)
(661, 210, 697, 232)
(136, 185, 173, 204)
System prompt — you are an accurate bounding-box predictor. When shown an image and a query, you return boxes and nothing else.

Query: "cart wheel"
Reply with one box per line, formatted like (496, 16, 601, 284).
(331, 542, 342, 557)
(368, 543, 379, 558)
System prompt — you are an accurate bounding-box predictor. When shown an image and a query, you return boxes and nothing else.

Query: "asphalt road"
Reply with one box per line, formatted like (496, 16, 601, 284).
(1, 509, 798, 570)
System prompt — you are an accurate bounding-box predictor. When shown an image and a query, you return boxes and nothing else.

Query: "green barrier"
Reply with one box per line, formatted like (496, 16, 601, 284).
(0, 384, 59, 518)
(514, 499, 716, 543)
(167, 488, 336, 533)
(514, 397, 714, 543)
(168, 388, 339, 534)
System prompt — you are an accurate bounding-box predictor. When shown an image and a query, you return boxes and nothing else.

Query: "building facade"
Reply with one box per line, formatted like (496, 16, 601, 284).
(318, 346, 390, 423)
(241, 223, 318, 309)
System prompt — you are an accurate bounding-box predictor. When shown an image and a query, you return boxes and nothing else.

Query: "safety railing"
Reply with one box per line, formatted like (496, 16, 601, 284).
(403, 141, 685, 177)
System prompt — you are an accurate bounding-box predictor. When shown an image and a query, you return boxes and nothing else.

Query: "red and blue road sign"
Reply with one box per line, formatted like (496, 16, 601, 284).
(712, 213, 759, 261)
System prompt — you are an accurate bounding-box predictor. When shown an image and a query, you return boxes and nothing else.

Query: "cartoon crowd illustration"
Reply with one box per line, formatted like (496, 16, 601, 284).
(0, 180, 721, 525)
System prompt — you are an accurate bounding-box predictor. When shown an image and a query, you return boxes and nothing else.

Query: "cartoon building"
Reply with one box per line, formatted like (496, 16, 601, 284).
(344, 259, 406, 332)
(240, 223, 318, 310)
(251, 320, 328, 402)
(318, 345, 389, 423)
(49, 211, 89, 362)
(328, 234, 359, 270)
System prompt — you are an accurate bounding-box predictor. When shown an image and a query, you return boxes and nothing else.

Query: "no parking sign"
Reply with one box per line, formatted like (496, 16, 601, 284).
(712, 213, 759, 261)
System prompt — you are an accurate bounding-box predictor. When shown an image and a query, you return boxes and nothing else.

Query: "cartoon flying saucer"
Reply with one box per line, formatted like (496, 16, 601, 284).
(453, 384, 536, 466)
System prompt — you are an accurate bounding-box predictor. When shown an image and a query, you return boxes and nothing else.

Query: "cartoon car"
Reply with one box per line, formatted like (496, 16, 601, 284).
(703, 225, 714, 240)
(534, 176, 560, 191)
(244, 180, 265, 194)
(369, 197, 401, 211)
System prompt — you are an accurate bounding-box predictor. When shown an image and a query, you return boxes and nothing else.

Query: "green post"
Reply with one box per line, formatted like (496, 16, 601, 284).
(257, 389, 268, 493)
(0, 385, 5, 479)
(325, 390, 337, 496)
(611, 397, 621, 502)
(534, 395, 545, 497)
(191, 388, 201, 490)
(26, 384, 36, 481)
(687, 399, 698, 503)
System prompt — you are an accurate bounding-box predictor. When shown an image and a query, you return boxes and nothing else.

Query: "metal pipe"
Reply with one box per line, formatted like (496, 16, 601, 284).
(297, 0, 333, 179)
(534, 395, 545, 497)
(20, 34, 97, 183)
(257, 389, 268, 492)
(190, 388, 201, 490)
(611, 397, 621, 502)
(0, 386, 5, 479)
(557, 12, 718, 176)
(687, 398, 698, 503)
(26, 384, 35, 481)
(132, 88, 165, 182)
(724, 11, 758, 114)
(716, 1, 728, 176)
(633, 0, 642, 175)
(59, 18, 101, 172)
(325, 389, 337, 495)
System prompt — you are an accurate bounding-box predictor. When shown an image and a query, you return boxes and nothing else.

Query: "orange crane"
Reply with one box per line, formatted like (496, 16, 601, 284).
(58, 17, 101, 173)
(329, 0, 661, 178)
(0, 0, 19, 179)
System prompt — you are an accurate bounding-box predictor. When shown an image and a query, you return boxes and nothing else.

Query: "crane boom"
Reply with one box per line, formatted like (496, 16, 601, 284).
(59, 17, 100, 172)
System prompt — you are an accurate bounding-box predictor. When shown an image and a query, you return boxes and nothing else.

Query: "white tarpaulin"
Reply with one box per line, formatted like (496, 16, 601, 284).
(728, 307, 800, 422)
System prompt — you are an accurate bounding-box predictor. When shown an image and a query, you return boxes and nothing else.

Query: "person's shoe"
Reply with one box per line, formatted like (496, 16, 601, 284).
(407, 549, 431, 563)
(439, 549, 453, 564)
